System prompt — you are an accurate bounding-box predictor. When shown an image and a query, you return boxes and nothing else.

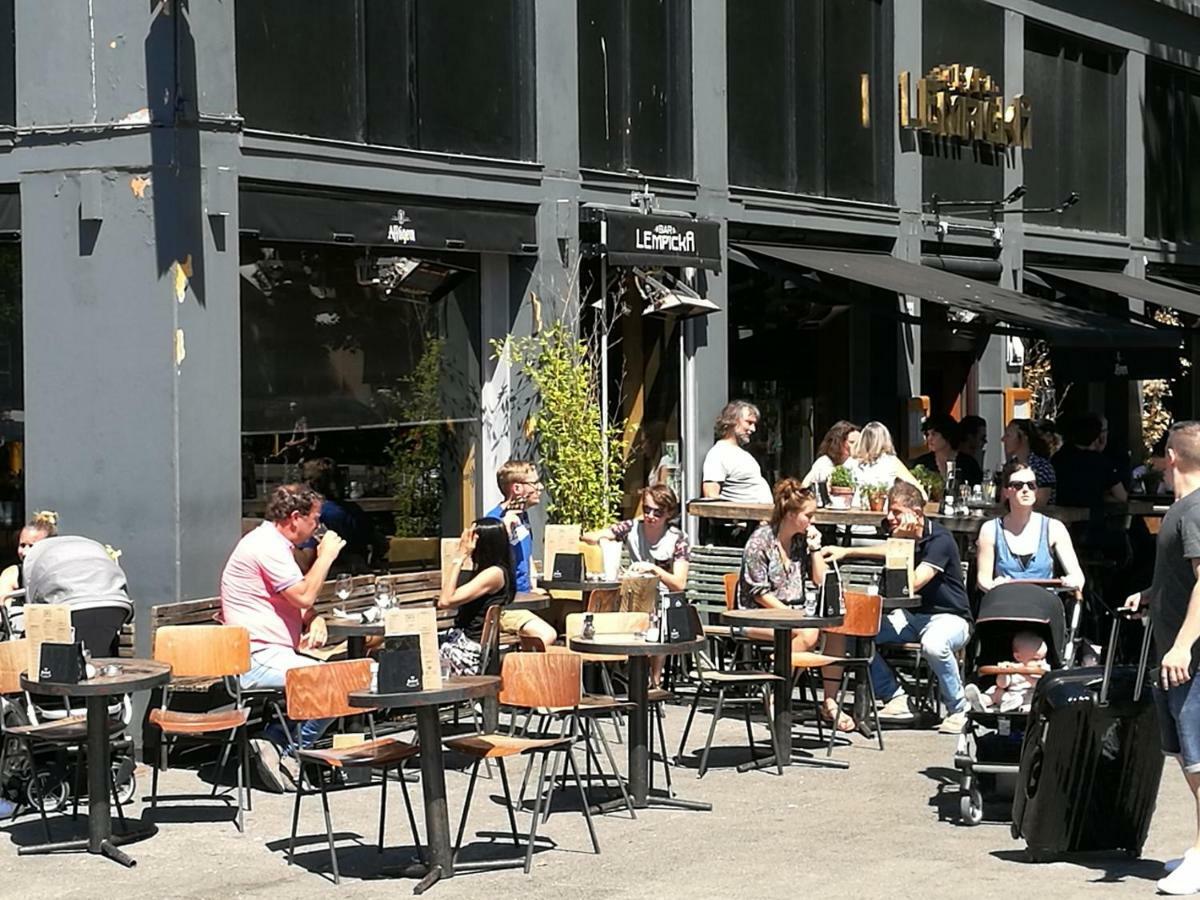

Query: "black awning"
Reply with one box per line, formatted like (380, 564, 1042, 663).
(239, 184, 538, 254)
(581, 206, 722, 271)
(0, 188, 18, 234)
(732, 243, 1178, 349)
(1029, 266, 1200, 318)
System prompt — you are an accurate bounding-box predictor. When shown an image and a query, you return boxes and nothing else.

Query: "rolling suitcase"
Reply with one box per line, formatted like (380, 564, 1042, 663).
(1011, 615, 1163, 861)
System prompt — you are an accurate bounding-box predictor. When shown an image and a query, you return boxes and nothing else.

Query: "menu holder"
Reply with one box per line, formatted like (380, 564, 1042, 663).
(551, 552, 584, 582)
(384, 606, 441, 690)
(662, 594, 699, 643)
(39, 641, 86, 684)
(377, 633, 424, 693)
(543, 524, 581, 579)
(885, 538, 915, 597)
(24, 603, 74, 685)
(821, 571, 843, 618)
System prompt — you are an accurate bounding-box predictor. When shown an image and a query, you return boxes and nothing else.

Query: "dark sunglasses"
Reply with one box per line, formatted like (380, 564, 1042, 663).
(643, 507, 665, 518)
(1007, 479, 1038, 491)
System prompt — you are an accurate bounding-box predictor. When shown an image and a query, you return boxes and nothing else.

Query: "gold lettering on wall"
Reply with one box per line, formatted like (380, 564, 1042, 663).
(898, 63, 1031, 149)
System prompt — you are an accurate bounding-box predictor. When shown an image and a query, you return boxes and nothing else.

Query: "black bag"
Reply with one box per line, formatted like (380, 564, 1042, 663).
(38, 641, 86, 684)
(551, 552, 584, 582)
(1011, 615, 1162, 860)
(377, 634, 424, 693)
(662, 594, 699, 644)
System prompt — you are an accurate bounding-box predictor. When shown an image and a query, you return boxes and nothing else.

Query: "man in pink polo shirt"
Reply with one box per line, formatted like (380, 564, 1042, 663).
(221, 484, 345, 791)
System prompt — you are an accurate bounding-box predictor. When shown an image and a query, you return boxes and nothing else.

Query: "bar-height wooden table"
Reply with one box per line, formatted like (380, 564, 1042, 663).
(20, 659, 171, 867)
(720, 609, 844, 770)
(348, 676, 499, 895)
(568, 633, 710, 812)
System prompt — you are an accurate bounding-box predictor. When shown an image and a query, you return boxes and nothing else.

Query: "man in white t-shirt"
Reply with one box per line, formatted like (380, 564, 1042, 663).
(221, 483, 345, 791)
(701, 400, 772, 504)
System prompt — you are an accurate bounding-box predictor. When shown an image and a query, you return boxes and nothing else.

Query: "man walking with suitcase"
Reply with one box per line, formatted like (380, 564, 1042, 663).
(1126, 421, 1200, 894)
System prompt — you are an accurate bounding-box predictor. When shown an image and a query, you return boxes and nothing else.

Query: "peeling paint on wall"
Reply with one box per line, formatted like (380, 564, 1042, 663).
(116, 108, 151, 126)
(172, 255, 193, 303)
(129, 175, 151, 199)
(174, 328, 186, 366)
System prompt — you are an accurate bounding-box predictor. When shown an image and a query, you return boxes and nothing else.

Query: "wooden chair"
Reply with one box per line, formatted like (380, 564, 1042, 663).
(147, 625, 253, 832)
(284, 660, 422, 885)
(443, 652, 599, 874)
(791, 591, 885, 759)
(675, 604, 782, 778)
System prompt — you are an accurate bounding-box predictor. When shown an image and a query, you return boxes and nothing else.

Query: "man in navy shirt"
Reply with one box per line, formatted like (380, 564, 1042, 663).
(823, 480, 973, 733)
(485, 460, 557, 647)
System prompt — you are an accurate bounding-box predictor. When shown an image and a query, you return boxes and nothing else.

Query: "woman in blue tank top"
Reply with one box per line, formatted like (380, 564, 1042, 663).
(976, 460, 1086, 592)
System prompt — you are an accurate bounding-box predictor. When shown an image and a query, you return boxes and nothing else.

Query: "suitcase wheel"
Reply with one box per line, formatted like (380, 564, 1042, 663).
(959, 787, 983, 826)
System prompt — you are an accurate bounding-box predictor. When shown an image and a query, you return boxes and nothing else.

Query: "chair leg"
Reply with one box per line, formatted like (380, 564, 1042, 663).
(867, 667, 885, 751)
(762, 685, 782, 776)
(26, 743, 52, 843)
(377, 766, 388, 853)
(452, 760, 481, 859)
(564, 747, 600, 855)
(676, 688, 703, 763)
(742, 699, 757, 760)
(698, 688, 726, 779)
(109, 766, 128, 828)
(806, 672, 824, 744)
(523, 751, 551, 875)
(212, 730, 236, 797)
(591, 717, 635, 819)
(242, 730, 253, 813)
(235, 728, 245, 833)
(654, 703, 673, 796)
(316, 769, 340, 885)
(496, 758, 520, 848)
(395, 760, 424, 864)
(827, 671, 851, 758)
(287, 765, 305, 866)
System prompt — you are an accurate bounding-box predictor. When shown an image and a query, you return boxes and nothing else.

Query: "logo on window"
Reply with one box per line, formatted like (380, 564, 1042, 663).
(387, 209, 417, 245)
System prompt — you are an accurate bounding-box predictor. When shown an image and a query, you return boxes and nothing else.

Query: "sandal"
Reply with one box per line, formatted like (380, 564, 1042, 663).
(819, 701, 856, 733)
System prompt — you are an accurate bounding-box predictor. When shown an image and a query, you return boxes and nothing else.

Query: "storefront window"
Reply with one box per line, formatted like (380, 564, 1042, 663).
(0, 1, 12, 127)
(727, 0, 892, 203)
(1145, 60, 1200, 244)
(236, 0, 536, 160)
(239, 241, 481, 546)
(1023, 23, 1125, 233)
(921, 0, 1006, 204)
(578, 0, 692, 178)
(0, 244, 21, 531)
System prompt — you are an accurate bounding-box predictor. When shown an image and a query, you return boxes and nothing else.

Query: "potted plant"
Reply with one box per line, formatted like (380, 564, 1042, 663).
(862, 482, 889, 512)
(910, 464, 943, 514)
(828, 465, 855, 509)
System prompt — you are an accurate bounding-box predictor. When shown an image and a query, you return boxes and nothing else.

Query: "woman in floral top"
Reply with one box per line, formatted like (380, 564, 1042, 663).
(738, 478, 853, 731)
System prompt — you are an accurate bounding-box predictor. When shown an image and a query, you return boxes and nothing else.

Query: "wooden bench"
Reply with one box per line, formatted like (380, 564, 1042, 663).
(685, 545, 743, 637)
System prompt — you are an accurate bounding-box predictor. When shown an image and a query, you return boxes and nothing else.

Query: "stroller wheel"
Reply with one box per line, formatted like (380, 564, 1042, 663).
(112, 760, 136, 806)
(25, 770, 68, 814)
(959, 787, 984, 826)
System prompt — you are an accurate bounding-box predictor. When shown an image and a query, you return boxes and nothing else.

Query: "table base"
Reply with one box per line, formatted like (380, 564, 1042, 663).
(736, 752, 849, 772)
(18, 821, 158, 867)
(592, 790, 711, 814)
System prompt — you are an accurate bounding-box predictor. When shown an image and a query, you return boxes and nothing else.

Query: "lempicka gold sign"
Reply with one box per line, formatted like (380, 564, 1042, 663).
(898, 64, 1032, 149)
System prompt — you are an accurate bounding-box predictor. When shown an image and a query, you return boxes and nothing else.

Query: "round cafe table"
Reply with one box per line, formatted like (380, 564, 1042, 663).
(349, 676, 499, 895)
(20, 658, 171, 867)
(720, 609, 844, 771)
(568, 634, 709, 812)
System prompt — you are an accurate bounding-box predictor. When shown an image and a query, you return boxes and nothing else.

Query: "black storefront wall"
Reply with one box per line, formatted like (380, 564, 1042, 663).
(581, 206, 721, 271)
(1145, 59, 1200, 245)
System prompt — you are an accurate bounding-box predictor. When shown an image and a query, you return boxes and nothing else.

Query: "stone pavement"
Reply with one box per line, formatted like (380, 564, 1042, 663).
(0, 702, 1190, 899)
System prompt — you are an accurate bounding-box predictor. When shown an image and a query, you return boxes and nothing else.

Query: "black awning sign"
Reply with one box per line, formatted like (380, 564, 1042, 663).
(583, 206, 722, 271)
(633, 221, 697, 255)
(386, 209, 418, 246)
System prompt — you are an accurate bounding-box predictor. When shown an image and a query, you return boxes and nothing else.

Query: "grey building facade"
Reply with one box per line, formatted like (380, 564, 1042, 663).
(1, 0, 1200, 649)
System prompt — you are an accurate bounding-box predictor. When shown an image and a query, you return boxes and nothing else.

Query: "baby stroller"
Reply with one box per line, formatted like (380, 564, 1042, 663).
(954, 582, 1080, 825)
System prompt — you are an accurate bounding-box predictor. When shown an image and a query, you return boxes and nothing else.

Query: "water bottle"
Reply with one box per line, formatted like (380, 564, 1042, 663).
(941, 459, 958, 517)
(646, 602, 661, 643)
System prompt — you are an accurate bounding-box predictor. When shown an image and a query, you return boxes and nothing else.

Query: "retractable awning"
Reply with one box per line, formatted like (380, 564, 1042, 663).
(732, 243, 1178, 349)
(1029, 266, 1200, 318)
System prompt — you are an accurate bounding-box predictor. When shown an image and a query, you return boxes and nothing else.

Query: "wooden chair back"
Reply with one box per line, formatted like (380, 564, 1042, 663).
(153, 625, 251, 678)
(518, 633, 551, 653)
(286, 659, 373, 722)
(723, 572, 738, 610)
(565, 611, 649, 638)
(585, 589, 620, 614)
(498, 651, 581, 710)
(479, 603, 503, 675)
(0, 639, 28, 695)
(824, 591, 882, 639)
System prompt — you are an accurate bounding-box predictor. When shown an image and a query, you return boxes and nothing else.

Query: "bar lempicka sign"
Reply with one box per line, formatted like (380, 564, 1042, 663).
(899, 64, 1031, 149)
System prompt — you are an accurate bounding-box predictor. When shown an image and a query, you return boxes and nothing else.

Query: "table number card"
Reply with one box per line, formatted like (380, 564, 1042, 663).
(24, 604, 73, 684)
(543, 524, 581, 580)
(384, 606, 441, 690)
(884, 538, 915, 597)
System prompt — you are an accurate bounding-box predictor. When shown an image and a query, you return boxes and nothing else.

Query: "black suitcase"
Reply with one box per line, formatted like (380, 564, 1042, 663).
(1011, 616, 1163, 861)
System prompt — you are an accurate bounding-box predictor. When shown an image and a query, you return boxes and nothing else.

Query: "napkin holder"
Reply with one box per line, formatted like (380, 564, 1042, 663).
(39, 641, 87, 684)
(821, 571, 843, 618)
(551, 552, 584, 582)
(377, 634, 424, 693)
(883, 566, 910, 598)
(662, 593, 698, 643)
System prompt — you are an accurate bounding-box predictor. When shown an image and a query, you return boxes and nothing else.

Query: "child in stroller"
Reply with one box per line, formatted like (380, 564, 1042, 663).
(964, 631, 1050, 713)
(954, 583, 1078, 826)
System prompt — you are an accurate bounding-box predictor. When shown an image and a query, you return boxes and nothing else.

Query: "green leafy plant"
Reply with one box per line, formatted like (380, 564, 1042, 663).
(383, 336, 446, 536)
(910, 464, 944, 502)
(829, 465, 855, 489)
(494, 317, 629, 530)
(861, 481, 889, 500)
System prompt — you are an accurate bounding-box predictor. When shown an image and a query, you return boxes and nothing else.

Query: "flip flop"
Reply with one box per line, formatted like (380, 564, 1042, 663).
(819, 702, 856, 733)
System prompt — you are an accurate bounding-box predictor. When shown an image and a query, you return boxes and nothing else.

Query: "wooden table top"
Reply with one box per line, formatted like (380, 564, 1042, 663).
(569, 634, 705, 657)
(22, 658, 171, 696)
(721, 609, 844, 630)
(349, 675, 499, 709)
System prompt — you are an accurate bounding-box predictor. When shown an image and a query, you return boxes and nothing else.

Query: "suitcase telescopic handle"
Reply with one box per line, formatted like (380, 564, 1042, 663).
(1099, 611, 1153, 707)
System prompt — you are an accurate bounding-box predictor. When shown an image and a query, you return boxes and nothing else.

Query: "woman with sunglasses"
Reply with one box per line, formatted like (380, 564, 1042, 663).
(975, 459, 1084, 592)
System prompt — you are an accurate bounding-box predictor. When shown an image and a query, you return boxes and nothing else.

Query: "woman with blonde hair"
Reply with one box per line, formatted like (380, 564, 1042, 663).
(1, 510, 59, 633)
(848, 421, 924, 500)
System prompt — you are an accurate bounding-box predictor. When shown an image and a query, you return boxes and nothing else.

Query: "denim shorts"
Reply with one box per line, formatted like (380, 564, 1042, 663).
(1153, 677, 1200, 773)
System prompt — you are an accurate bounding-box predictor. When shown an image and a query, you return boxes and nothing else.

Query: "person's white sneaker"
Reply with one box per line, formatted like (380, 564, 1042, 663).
(878, 692, 914, 720)
(1165, 849, 1200, 876)
(1158, 850, 1200, 894)
(938, 711, 968, 734)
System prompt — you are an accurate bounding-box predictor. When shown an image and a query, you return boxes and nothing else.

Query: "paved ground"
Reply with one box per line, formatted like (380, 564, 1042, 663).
(0, 702, 1192, 899)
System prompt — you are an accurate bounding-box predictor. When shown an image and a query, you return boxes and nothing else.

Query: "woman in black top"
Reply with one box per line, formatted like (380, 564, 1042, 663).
(439, 518, 515, 643)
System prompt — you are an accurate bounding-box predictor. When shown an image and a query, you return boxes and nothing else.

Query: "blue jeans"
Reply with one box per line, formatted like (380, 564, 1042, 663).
(241, 645, 332, 752)
(869, 610, 971, 715)
(1154, 679, 1200, 773)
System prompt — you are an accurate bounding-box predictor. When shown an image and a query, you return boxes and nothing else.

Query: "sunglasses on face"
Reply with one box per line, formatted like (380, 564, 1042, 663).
(1007, 479, 1038, 491)
(643, 507, 664, 518)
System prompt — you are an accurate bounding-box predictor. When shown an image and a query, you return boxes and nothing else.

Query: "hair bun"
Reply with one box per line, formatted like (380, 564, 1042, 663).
(32, 510, 58, 526)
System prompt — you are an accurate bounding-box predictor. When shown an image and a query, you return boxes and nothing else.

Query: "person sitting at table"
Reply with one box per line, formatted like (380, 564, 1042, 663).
(910, 413, 983, 486)
(582, 484, 690, 687)
(296, 456, 386, 575)
(736, 479, 854, 732)
(1052, 413, 1128, 509)
(801, 420, 861, 500)
(701, 400, 772, 504)
(975, 460, 1085, 593)
(848, 421, 925, 501)
(439, 518, 515, 676)
(0, 509, 58, 634)
(220, 483, 346, 792)
(958, 415, 988, 469)
(822, 480, 972, 734)
(485, 459, 558, 648)
(1001, 419, 1056, 507)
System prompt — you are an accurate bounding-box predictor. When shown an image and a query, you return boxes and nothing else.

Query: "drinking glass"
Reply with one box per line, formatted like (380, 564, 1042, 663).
(375, 581, 393, 610)
(334, 574, 353, 603)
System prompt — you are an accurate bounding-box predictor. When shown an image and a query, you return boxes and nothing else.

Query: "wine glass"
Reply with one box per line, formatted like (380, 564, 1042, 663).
(334, 574, 352, 604)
